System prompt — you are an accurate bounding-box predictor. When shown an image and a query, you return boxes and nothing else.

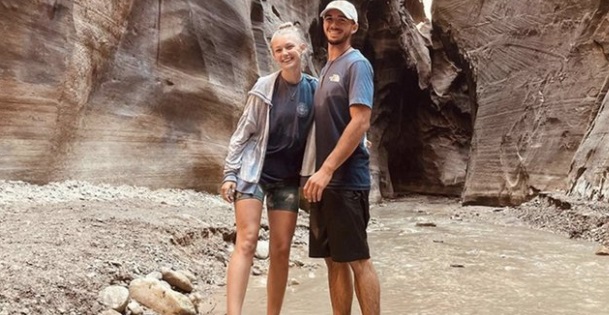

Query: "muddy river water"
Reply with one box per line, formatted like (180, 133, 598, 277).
(213, 197, 609, 315)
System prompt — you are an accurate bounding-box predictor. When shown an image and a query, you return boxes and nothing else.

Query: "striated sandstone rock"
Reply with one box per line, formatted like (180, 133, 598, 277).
(3, 0, 609, 207)
(433, 0, 609, 205)
(359, 0, 609, 205)
(568, 90, 609, 200)
(0, 0, 318, 193)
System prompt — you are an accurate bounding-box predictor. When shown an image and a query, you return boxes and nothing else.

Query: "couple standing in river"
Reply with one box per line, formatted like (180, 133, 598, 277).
(220, 1, 380, 314)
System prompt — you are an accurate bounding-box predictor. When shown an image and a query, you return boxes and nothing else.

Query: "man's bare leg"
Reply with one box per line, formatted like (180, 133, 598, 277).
(325, 258, 354, 315)
(349, 258, 380, 315)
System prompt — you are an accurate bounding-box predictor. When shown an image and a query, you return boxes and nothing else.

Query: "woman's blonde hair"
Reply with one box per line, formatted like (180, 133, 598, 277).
(271, 22, 306, 45)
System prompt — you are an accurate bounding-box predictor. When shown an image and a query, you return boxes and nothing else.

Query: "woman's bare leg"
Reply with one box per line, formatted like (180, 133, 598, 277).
(226, 199, 263, 315)
(266, 209, 298, 315)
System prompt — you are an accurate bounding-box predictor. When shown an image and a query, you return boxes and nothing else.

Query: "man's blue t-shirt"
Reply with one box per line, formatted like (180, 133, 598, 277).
(314, 49, 374, 190)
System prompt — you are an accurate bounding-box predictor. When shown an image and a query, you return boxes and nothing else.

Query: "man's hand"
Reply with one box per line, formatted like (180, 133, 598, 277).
(220, 181, 236, 203)
(303, 167, 333, 202)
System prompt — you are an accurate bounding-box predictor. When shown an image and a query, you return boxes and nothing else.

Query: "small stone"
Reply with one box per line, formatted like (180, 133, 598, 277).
(161, 268, 194, 293)
(595, 245, 609, 256)
(288, 278, 300, 286)
(127, 300, 144, 315)
(129, 278, 196, 315)
(450, 264, 465, 268)
(98, 285, 129, 313)
(255, 240, 269, 259)
(252, 266, 263, 276)
(189, 292, 204, 305)
(146, 271, 163, 280)
(292, 260, 305, 267)
(177, 269, 197, 282)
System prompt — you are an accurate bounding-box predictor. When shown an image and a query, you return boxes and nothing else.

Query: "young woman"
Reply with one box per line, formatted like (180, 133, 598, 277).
(220, 22, 316, 315)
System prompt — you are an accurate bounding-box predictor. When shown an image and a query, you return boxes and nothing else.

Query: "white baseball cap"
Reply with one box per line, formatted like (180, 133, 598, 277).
(320, 1, 358, 24)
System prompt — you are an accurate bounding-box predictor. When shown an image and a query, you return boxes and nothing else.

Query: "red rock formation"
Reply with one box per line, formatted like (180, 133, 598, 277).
(2, 0, 608, 207)
(354, 0, 609, 205)
(432, 0, 609, 205)
(0, 0, 318, 193)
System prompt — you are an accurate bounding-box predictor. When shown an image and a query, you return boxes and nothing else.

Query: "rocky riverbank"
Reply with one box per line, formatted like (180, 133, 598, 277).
(0, 180, 309, 314)
(0, 181, 606, 314)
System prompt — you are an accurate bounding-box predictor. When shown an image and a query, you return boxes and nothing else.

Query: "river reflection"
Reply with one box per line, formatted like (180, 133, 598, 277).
(214, 197, 609, 315)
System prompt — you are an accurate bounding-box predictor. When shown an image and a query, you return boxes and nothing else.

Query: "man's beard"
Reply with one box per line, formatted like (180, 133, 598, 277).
(326, 31, 350, 46)
(327, 37, 349, 46)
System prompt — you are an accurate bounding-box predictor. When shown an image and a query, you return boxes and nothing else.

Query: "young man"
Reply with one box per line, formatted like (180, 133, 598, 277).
(303, 1, 381, 314)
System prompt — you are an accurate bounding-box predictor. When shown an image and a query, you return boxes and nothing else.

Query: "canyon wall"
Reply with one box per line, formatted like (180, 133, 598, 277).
(2, 0, 608, 206)
(432, 0, 609, 205)
(0, 0, 319, 192)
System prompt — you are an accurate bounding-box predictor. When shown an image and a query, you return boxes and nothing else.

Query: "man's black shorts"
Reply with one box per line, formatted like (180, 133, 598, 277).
(309, 189, 370, 262)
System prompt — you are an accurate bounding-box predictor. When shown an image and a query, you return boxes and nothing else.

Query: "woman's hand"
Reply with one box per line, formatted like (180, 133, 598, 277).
(221, 181, 236, 203)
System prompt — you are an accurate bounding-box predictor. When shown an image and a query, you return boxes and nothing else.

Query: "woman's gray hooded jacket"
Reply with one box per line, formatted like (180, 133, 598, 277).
(222, 71, 316, 187)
